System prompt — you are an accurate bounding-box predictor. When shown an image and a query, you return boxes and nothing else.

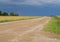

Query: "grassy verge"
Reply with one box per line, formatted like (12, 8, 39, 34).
(0, 16, 41, 23)
(44, 17, 60, 34)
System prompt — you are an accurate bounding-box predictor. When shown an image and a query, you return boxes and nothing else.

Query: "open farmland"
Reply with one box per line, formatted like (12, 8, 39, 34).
(0, 17, 55, 42)
(0, 16, 39, 22)
(0, 16, 60, 42)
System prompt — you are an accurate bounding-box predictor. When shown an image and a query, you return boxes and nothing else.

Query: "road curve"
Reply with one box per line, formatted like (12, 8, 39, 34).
(0, 17, 59, 42)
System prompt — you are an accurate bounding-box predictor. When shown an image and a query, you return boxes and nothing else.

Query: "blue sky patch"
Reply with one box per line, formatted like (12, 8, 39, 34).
(0, 0, 60, 16)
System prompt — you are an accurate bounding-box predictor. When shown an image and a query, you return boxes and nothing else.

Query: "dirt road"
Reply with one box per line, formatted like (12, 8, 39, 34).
(0, 17, 60, 42)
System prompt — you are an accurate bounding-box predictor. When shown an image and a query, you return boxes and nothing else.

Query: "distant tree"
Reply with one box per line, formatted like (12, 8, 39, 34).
(0, 11, 2, 16)
(10, 12, 15, 16)
(0, 11, 19, 16)
(14, 14, 19, 16)
(10, 12, 19, 16)
(2, 12, 9, 16)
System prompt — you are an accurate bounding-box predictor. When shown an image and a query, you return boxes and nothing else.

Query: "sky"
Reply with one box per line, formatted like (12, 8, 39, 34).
(0, 0, 60, 16)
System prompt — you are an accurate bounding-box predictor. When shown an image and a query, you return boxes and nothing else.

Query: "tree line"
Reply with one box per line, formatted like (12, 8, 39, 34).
(0, 11, 19, 16)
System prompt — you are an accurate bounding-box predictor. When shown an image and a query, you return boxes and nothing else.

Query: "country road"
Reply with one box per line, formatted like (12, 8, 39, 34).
(0, 17, 60, 42)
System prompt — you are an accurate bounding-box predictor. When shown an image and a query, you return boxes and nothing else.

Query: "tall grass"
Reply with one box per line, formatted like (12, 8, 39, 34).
(44, 16, 60, 34)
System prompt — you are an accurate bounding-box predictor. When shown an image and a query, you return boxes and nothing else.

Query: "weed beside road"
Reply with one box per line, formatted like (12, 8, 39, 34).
(44, 16, 60, 34)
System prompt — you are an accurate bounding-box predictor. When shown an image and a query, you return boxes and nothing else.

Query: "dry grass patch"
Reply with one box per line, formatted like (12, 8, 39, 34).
(0, 16, 40, 22)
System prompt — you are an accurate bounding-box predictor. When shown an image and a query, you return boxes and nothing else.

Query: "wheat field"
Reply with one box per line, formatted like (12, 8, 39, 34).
(0, 16, 39, 22)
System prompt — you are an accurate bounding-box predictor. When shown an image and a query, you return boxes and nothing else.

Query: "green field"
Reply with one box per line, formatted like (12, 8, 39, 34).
(44, 17, 60, 34)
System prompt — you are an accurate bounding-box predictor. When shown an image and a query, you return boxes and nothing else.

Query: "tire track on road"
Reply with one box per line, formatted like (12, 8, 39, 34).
(9, 17, 51, 42)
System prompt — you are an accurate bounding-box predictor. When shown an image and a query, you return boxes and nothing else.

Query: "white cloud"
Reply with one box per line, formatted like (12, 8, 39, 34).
(21, 0, 60, 5)
(0, 0, 60, 5)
